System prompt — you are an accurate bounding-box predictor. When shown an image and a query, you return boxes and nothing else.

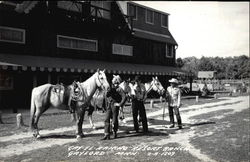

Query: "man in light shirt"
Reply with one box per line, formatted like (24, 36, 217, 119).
(166, 78, 182, 129)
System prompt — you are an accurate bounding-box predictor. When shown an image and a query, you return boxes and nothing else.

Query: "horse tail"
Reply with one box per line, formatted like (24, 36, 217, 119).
(29, 88, 36, 130)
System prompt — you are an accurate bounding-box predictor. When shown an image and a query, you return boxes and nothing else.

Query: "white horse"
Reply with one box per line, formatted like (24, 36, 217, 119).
(144, 76, 165, 97)
(30, 83, 74, 138)
(65, 69, 110, 138)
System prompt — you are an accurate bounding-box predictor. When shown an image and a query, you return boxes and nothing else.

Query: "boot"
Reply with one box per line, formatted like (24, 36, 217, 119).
(169, 124, 175, 128)
(101, 134, 110, 140)
(113, 132, 117, 139)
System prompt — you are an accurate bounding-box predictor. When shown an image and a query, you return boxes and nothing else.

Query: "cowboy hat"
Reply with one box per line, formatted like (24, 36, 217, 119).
(169, 78, 178, 84)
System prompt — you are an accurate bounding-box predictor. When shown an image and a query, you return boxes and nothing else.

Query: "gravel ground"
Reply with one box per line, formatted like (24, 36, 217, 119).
(0, 94, 249, 162)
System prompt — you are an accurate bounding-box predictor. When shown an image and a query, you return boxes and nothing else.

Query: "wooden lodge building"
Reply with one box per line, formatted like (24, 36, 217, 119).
(0, 1, 192, 111)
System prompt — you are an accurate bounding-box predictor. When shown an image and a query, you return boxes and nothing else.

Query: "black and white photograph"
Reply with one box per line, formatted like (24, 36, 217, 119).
(0, 1, 249, 162)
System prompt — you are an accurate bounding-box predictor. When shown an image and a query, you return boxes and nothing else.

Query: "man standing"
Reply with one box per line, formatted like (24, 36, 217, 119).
(102, 75, 126, 140)
(166, 78, 182, 129)
(131, 75, 148, 133)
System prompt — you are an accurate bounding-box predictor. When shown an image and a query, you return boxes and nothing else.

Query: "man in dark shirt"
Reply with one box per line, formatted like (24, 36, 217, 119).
(101, 75, 126, 140)
(131, 75, 148, 133)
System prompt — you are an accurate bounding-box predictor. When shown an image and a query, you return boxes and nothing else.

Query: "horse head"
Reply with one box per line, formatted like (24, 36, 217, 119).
(151, 76, 165, 96)
(95, 69, 110, 91)
(112, 74, 122, 85)
(119, 78, 132, 98)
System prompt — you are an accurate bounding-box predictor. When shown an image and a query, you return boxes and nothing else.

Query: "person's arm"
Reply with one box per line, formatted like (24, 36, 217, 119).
(177, 89, 181, 108)
(116, 88, 127, 107)
(142, 84, 147, 102)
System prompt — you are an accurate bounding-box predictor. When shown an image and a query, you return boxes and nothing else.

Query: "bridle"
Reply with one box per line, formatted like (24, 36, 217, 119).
(146, 80, 164, 94)
(97, 72, 106, 90)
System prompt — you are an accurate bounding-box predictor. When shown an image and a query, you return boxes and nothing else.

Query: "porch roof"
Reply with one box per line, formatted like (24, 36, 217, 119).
(0, 54, 192, 77)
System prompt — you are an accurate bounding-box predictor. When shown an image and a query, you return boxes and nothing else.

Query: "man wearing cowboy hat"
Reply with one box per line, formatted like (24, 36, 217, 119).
(102, 75, 126, 140)
(166, 78, 182, 129)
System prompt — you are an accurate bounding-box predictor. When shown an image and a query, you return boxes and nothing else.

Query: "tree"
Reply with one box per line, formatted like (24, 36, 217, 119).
(181, 56, 200, 77)
(198, 56, 215, 71)
(176, 57, 184, 68)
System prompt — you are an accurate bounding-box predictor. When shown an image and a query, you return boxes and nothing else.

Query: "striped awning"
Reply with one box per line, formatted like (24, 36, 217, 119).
(0, 54, 193, 77)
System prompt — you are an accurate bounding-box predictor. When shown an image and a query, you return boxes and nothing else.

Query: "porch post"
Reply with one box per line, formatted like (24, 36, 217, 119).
(48, 73, 51, 83)
(33, 74, 37, 88)
(189, 77, 193, 93)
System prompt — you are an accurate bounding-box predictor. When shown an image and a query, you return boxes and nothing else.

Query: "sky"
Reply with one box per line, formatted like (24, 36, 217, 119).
(135, 1, 249, 59)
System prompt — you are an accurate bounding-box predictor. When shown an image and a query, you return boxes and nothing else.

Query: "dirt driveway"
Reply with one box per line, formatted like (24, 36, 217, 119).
(0, 95, 249, 162)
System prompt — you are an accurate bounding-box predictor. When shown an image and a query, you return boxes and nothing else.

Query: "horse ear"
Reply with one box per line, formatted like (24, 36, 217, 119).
(97, 68, 100, 73)
(152, 77, 155, 80)
(156, 76, 158, 80)
(113, 74, 115, 77)
(103, 69, 106, 73)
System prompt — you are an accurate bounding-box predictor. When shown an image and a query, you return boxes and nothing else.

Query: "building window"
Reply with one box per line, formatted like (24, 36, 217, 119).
(146, 9, 154, 24)
(161, 14, 168, 28)
(128, 4, 137, 20)
(57, 35, 98, 52)
(166, 44, 174, 58)
(112, 44, 133, 56)
(57, 1, 82, 12)
(91, 1, 111, 19)
(0, 26, 25, 44)
(0, 73, 13, 90)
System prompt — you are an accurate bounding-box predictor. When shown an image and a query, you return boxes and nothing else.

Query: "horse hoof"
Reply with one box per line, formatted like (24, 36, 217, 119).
(36, 134, 41, 139)
(92, 126, 96, 130)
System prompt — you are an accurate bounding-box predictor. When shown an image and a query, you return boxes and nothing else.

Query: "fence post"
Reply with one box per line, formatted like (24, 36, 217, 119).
(150, 100, 154, 108)
(196, 96, 199, 102)
(16, 113, 24, 128)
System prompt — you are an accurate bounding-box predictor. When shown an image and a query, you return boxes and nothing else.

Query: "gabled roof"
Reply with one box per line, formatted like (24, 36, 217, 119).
(116, 1, 177, 45)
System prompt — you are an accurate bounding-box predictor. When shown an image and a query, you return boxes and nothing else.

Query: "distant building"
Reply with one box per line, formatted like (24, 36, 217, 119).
(0, 1, 192, 110)
(198, 71, 216, 79)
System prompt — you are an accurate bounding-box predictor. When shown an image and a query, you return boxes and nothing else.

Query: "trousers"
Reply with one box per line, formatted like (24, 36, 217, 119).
(104, 104, 119, 135)
(168, 106, 182, 126)
(132, 99, 148, 132)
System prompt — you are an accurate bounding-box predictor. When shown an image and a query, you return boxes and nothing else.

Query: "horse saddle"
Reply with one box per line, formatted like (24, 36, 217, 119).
(71, 81, 85, 101)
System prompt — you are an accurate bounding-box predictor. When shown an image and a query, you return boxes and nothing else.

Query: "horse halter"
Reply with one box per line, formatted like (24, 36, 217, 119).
(148, 80, 165, 94)
(96, 72, 107, 91)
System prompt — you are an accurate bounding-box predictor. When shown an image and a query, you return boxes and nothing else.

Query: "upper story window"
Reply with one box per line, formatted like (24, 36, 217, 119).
(91, 1, 111, 19)
(161, 14, 168, 28)
(166, 44, 174, 58)
(0, 26, 25, 44)
(146, 9, 154, 24)
(57, 1, 82, 12)
(112, 44, 133, 56)
(57, 35, 98, 52)
(128, 4, 137, 20)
